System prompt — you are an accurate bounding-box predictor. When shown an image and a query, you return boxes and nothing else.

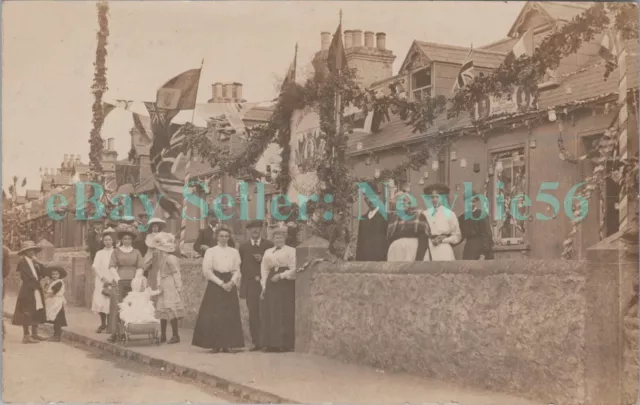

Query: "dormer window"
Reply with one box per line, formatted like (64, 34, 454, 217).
(411, 66, 432, 101)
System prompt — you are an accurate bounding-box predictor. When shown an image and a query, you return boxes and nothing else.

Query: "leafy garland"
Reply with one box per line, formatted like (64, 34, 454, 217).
(179, 2, 638, 256)
(89, 1, 109, 178)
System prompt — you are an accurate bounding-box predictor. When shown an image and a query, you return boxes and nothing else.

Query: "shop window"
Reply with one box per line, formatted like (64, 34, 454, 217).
(491, 147, 527, 244)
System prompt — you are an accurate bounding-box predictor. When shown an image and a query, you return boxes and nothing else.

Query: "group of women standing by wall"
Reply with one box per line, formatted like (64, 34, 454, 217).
(90, 218, 185, 344)
(191, 221, 297, 353)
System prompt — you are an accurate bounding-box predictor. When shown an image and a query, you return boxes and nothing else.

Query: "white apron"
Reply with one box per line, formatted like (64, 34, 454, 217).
(91, 248, 115, 314)
(423, 206, 462, 261)
(25, 257, 44, 310)
(46, 279, 66, 321)
(387, 238, 419, 262)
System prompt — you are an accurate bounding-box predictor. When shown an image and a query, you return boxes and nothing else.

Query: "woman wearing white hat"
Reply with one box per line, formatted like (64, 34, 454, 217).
(12, 241, 48, 344)
(143, 217, 166, 290)
(146, 232, 185, 344)
(91, 227, 118, 333)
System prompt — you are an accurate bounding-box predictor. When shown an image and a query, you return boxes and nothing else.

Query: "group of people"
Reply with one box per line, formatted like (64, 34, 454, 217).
(11, 241, 68, 343)
(355, 183, 494, 262)
(89, 216, 185, 344)
(191, 216, 296, 353)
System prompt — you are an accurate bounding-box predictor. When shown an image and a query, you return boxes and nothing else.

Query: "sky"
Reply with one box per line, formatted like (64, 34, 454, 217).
(1, 0, 523, 195)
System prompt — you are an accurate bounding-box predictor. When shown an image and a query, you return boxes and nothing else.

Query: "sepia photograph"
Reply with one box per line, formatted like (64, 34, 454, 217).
(1, 1, 639, 404)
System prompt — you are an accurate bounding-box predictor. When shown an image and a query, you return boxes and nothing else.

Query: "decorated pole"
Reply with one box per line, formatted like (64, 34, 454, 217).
(615, 31, 631, 235)
(179, 59, 204, 255)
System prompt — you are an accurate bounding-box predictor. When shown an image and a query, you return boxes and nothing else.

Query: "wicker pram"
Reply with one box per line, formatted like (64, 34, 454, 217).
(119, 319, 160, 346)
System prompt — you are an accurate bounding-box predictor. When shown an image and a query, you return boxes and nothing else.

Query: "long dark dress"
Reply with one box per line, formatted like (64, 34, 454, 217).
(192, 246, 244, 350)
(239, 238, 273, 346)
(259, 245, 296, 351)
(12, 258, 47, 326)
(460, 209, 494, 260)
(355, 210, 389, 261)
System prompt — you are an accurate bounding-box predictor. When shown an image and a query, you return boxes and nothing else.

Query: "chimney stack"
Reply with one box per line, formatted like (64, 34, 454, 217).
(63, 154, 69, 166)
(320, 32, 331, 51)
(108, 138, 115, 151)
(75, 155, 81, 165)
(364, 31, 375, 48)
(233, 83, 243, 100)
(215, 83, 223, 101)
(352, 30, 363, 47)
(376, 32, 387, 50)
(224, 84, 234, 99)
(103, 139, 108, 149)
(57, 168, 61, 176)
(344, 30, 353, 48)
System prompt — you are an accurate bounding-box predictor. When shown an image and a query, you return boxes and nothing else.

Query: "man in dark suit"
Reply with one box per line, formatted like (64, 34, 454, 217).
(86, 220, 105, 261)
(355, 182, 389, 261)
(460, 194, 494, 260)
(193, 212, 235, 257)
(238, 220, 273, 350)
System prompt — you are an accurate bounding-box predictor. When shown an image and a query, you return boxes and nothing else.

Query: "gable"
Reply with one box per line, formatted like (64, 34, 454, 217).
(508, 2, 555, 38)
(399, 41, 431, 74)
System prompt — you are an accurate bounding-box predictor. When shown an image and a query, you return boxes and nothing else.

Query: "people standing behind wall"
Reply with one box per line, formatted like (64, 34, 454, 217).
(12, 241, 49, 344)
(387, 192, 432, 261)
(422, 184, 462, 261)
(193, 212, 235, 257)
(355, 182, 389, 261)
(238, 220, 273, 351)
(192, 225, 244, 353)
(91, 228, 117, 333)
(259, 225, 297, 352)
(107, 224, 144, 343)
(146, 232, 185, 344)
(459, 193, 494, 260)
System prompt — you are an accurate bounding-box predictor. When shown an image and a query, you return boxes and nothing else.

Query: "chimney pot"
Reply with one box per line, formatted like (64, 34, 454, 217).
(376, 32, 387, 50)
(103, 139, 108, 149)
(344, 30, 353, 48)
(352, 30, 363, 47)
(214, 83, 223, 101)
(108, 138, 115, 151)
(364, 31, 375, 48)
(56, 168, 61, 176)
(75, 155, 81, 164)
(234, 83, 243, 100)
(224, 84, 234, 99)
(320, 32, 331, 51)
(63, 155, 69, 165)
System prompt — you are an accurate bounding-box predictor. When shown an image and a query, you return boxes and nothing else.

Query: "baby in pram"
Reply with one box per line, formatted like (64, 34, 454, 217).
(118, 269, 161, 326)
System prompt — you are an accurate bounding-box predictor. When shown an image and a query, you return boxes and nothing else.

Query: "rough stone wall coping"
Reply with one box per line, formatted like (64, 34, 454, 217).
(315, 259, 585, 276)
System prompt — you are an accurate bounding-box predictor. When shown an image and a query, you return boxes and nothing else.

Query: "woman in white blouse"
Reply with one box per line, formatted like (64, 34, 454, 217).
(91, 228, 117, 333)
(422, 184, 462, 261)
(259, 226, 297, 352)
(191, 225, 244, 353)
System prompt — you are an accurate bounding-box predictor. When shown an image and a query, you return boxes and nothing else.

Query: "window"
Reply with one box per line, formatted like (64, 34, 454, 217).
(491, 147, 526, 244)
(411, 67, 432, 101)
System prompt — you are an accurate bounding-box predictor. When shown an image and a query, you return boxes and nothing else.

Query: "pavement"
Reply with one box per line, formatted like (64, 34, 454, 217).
(2, 292, 542, 405)
(2, 324, 231, 403)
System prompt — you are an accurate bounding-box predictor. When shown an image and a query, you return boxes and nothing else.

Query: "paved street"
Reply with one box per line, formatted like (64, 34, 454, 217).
(2, 325, 231, 403)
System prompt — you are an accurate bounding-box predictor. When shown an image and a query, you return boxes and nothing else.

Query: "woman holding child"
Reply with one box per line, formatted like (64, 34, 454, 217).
(107, 223, 145, 343)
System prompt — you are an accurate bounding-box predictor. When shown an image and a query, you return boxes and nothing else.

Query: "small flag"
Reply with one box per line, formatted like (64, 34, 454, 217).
(512, 29, 534, 58)
(599, 31, 617, 61)
(452, 47, 475, 93)
(156, 67, 202, 111)
(327, 23, 348, 73)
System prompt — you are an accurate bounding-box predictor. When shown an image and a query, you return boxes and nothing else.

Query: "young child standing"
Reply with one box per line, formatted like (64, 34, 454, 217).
(45, 266, 68, 342)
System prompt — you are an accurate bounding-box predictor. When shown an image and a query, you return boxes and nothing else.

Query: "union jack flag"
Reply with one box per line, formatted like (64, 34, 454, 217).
(452, 47, 476, 94)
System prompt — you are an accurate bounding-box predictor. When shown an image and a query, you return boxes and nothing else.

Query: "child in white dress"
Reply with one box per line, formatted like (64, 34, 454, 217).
(118, 269, 161, 326)
(45, 267, 68, 342)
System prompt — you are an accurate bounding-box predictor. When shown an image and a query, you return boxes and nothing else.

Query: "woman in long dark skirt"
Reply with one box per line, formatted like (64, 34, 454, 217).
(192, 225, 244, 353)
(259, 226, 297, 352)
(12, 241, 48, 344)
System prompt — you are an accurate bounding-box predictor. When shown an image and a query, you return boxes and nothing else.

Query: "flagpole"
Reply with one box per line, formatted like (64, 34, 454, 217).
(180, 58, 203, 255)
(333, 9, 343, 159)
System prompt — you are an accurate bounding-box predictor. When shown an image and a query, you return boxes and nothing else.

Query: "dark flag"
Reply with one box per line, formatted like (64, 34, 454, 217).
(156, 68, 202, 111)
(327, 23, 348, 73)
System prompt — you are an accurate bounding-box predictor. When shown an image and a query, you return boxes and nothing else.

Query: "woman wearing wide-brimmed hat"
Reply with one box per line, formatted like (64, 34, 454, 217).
(91, 227, 117, 333)
(146, 232, 185, 344)
(12, 241, 48, 344)
(422, 183, 462, 261)
(44, 266, 68, 342)
(192, 225, 244, 353)
(143, 217, 167, 289)
(107, 223, 145, 343)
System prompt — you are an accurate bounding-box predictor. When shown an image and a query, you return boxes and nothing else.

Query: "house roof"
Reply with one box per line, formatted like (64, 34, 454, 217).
(479, 37, 518, 53)
(507, 2, 592, 38)
(415, 41, 507, 68)
(25, 190, 40, 200)
(243, 105, 275, 122)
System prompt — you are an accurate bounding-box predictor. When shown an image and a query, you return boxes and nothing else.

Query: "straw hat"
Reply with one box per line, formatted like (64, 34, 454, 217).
(18, 241, 42, 256)
(423, 183, 450, 195)
(47, 266, 68, 279)
(145, 232, 176, 253)
(148, 217, 166, 227)
(115, 223, 139, 238)
(246, 220, 264, 229)
(272, 222, 289, 236)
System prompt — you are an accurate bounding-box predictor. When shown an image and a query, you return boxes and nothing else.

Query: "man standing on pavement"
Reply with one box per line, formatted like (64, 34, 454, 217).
(355, 182, 388, 261)
(238, 220, 273, 350)
(193, 211, 235, 257)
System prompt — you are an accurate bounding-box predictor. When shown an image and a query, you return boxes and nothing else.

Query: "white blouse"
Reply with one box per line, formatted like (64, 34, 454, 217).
(423, 205, 462, 245)
(93, 247, 117, 282)
(202, 245, 241, 287)
(260, 245, 297, 290)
